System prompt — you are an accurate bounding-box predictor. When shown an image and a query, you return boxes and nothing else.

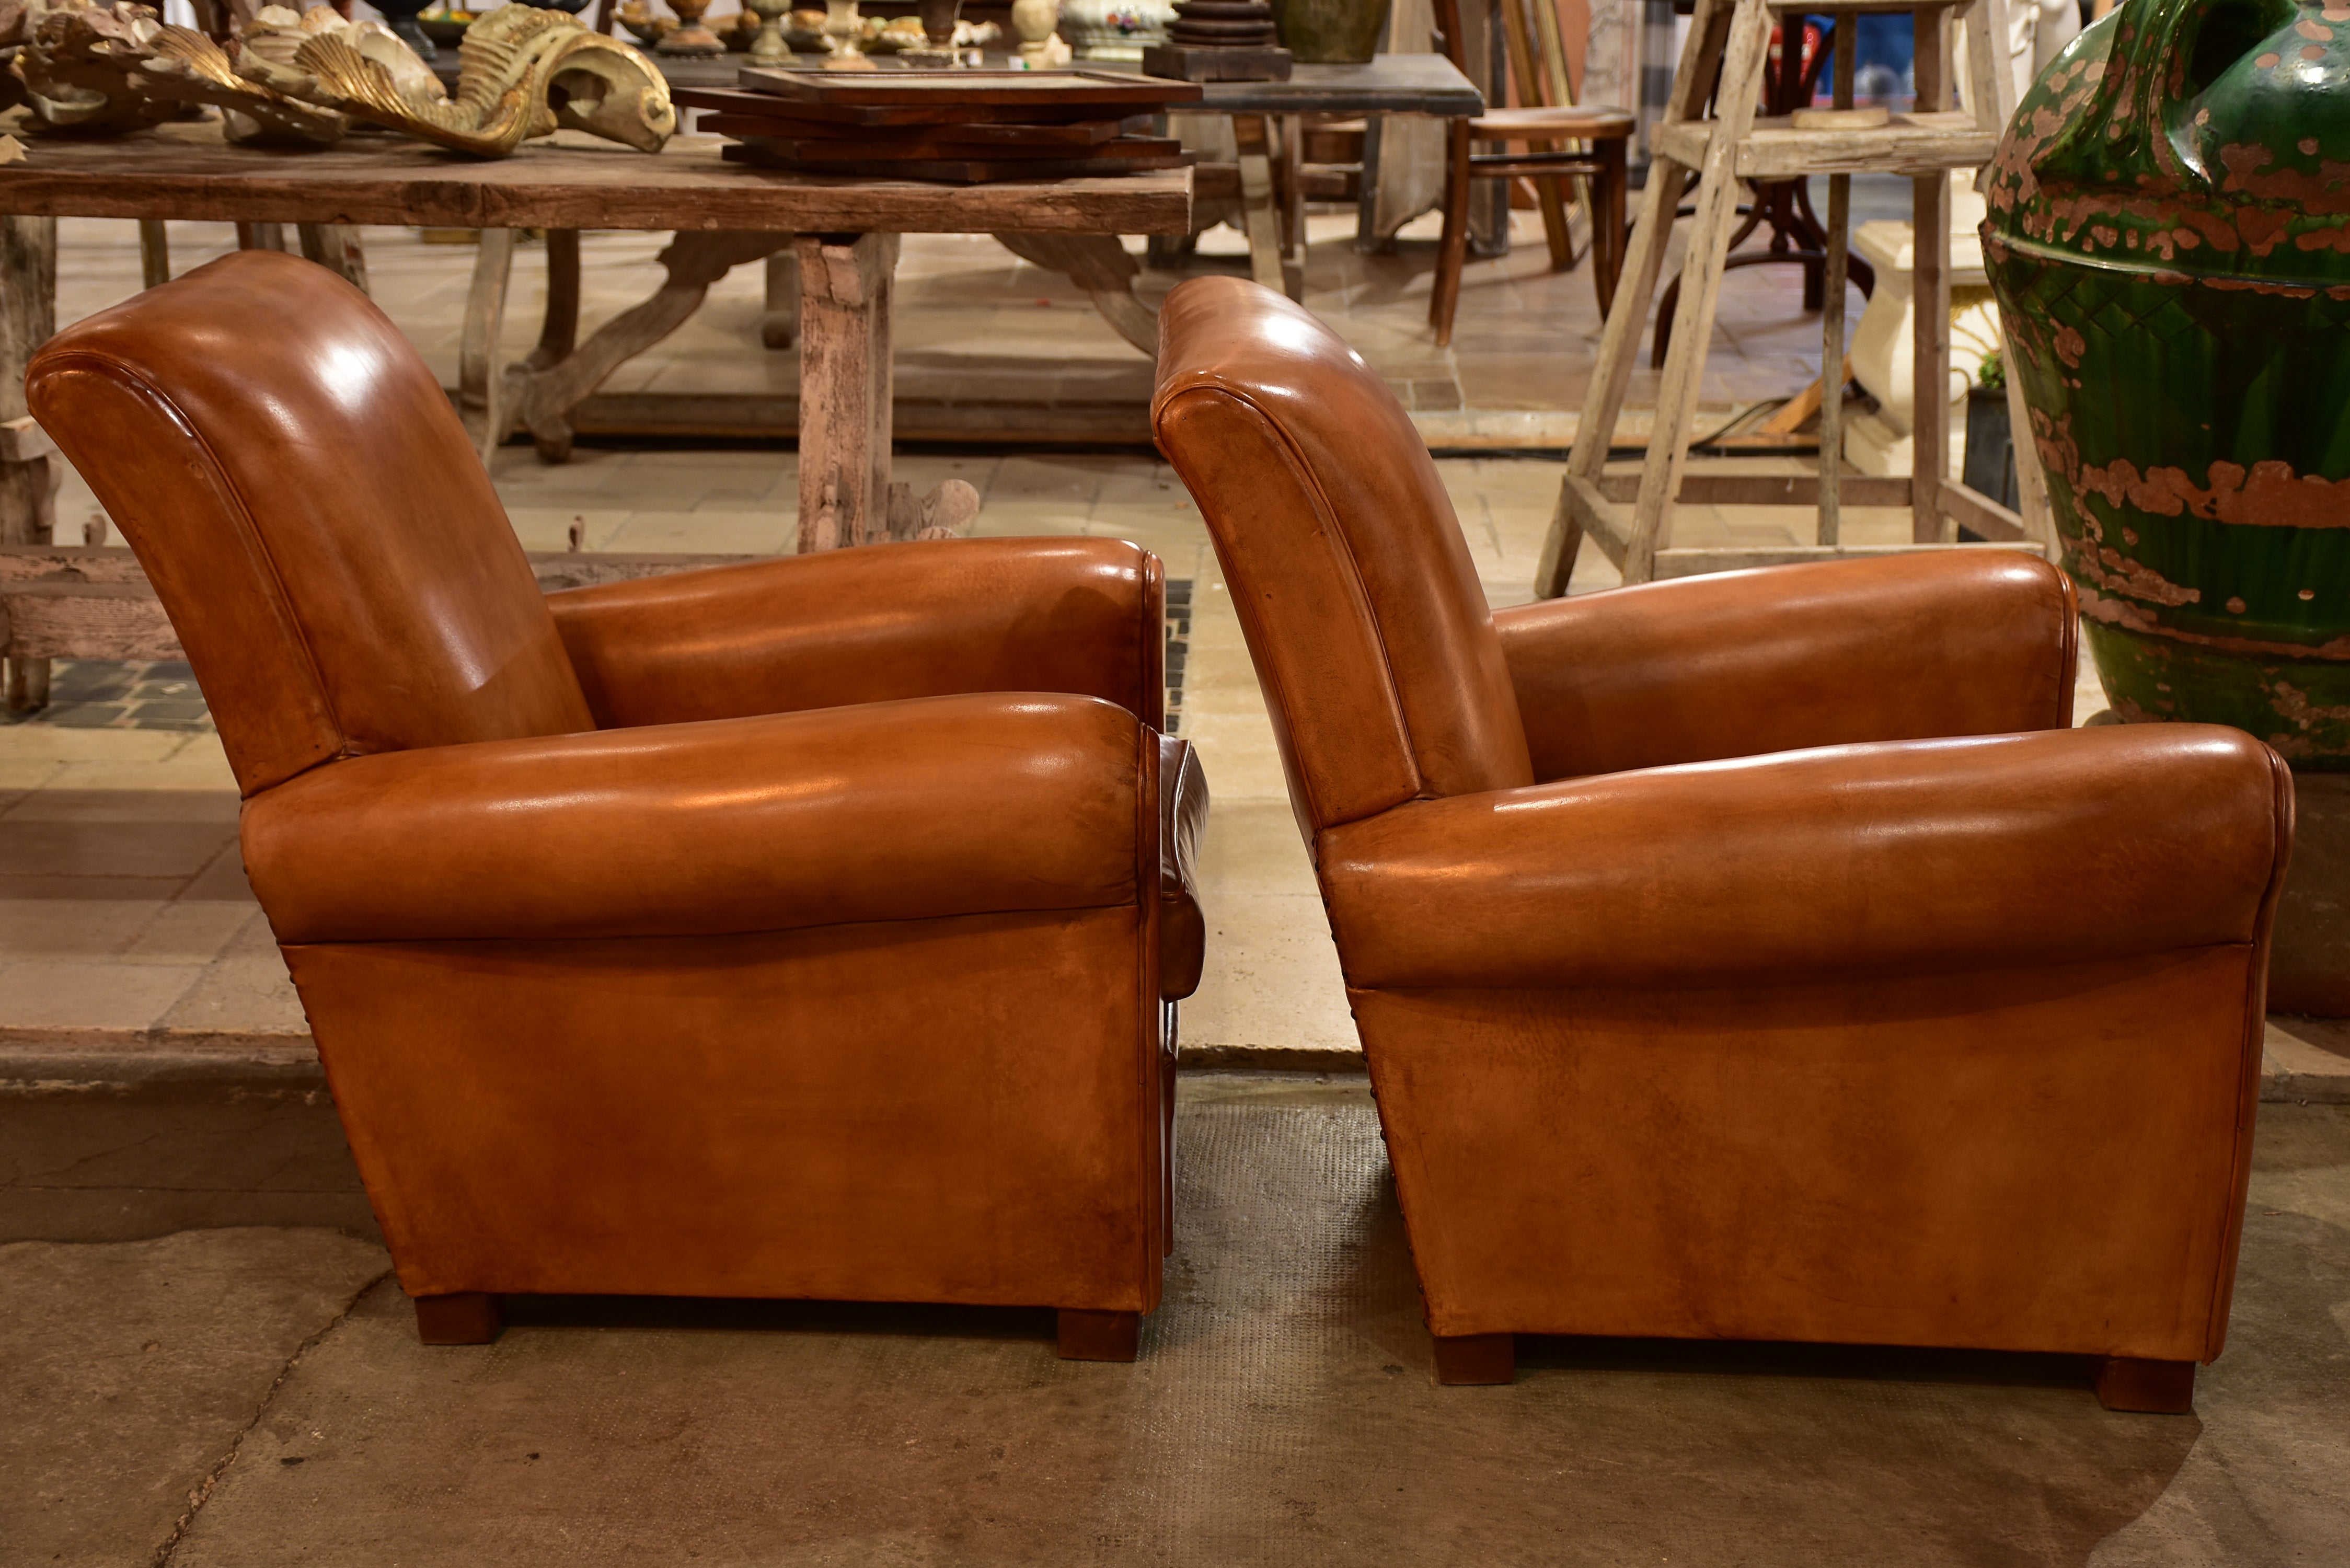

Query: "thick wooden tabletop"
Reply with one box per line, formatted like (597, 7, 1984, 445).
(1194, 56, 1485, 117)
(0, 122, 1194, 234)
(510, 52, 1488, 120)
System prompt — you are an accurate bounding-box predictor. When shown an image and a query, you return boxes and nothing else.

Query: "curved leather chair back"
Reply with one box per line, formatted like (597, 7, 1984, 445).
(28, 250, 592, 796)
(1151, 278, 1532, 837)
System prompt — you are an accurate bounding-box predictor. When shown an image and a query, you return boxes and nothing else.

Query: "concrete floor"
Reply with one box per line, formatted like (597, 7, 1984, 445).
(5, 1071, 2347, 1565)
(5, 203, 2349, 1564)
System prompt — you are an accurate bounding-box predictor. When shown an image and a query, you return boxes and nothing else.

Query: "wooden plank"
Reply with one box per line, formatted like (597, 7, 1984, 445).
(1652, 115, 1997, 178)
(0, 126, 1195, 237)
(1557, 474, 1631, 570)
(457, 228, 516, 466)
(695, 112, 1140, 147)
(1625, 0, 1773, 585)
(721, 142, 1189, 183)
(794, 232, 896, 553)
(1230, 113, 1289, 297)
(1594, 471, 1913, 507)
(1540, 0, 1729, 596)
(0, 548, 765, 661)
(1649, 540, 2044, 581)
(1819, 176, 1850, 545)
(0, 214, 56, 712)
(1194, 56, 1485, 116)
(1912, 7, 1952, 546)
(1937, 476, 2028, 542)
(0, 414, 56, 465)
(734, 67, 1203, 110)
(0, 582, 181, 662)
(679, 87, 1151, 128)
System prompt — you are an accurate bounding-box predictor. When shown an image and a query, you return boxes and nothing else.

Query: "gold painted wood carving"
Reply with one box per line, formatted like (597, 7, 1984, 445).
(239, 2, 676, 157)
(10, 1, 347, 144)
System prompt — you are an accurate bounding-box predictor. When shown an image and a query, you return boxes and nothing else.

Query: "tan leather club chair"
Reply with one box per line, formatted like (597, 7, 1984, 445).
(1150, 276, 2293, 1413)
(30, 249, 1207, 1363)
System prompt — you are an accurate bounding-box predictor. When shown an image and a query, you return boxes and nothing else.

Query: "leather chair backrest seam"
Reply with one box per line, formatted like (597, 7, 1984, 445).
(34, 350, 350, 792)
(1161, 382, 1430, 830)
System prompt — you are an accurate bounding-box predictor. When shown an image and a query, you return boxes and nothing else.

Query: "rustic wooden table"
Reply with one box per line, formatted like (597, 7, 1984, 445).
(0, 122, 1191, 569)
(1191, 56, 1485, 299)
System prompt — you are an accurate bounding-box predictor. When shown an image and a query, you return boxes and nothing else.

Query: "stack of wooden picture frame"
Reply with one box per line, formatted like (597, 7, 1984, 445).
(681, 68, 1204, 183)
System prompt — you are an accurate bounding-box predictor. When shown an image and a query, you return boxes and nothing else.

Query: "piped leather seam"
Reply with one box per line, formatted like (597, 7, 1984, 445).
(1159, 381, 1427, 825)
(32, 350, 348, 788)
(267, 895, 1146, 950)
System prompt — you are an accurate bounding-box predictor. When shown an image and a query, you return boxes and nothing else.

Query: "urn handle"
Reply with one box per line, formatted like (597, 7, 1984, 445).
(2031, 0, 2297, 190)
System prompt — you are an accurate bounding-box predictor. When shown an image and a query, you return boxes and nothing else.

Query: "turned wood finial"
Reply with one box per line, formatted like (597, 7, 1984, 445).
(1164, 0, 1280, 50)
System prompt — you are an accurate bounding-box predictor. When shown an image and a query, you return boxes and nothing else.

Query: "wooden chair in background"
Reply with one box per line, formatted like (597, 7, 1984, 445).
(1429, 0, 1634, 345)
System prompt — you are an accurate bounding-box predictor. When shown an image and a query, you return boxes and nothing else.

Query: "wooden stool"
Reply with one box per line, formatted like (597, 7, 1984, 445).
(1431, 104, 1634, 343)
(1430, 0, 1634, 343)
(1537, 0, 2029, 594)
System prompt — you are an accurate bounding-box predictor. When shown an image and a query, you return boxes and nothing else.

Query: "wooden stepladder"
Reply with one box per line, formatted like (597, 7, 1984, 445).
(1536, 0, 2029, 595)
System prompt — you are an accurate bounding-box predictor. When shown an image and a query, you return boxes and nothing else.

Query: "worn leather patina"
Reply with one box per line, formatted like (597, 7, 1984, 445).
(1154, 276, 2295, 1399)
(28, 249, 1207, 1348)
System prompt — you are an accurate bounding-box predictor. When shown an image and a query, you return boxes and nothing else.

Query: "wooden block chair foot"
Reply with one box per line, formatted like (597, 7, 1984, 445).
(1057, 1309, 1143, 1363)
(2096, 1357, 2197, 1414)
(414, 1292, 503, 1345)
(1433, 1332, 1516, 1386)
(31, 250, 1209, 1366)
(1152, 275, 2291, 1412)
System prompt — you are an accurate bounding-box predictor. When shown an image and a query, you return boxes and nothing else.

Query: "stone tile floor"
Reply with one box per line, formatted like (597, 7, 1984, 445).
(4, 178, 2348, 1568)
(12, 210, 2346, 1098)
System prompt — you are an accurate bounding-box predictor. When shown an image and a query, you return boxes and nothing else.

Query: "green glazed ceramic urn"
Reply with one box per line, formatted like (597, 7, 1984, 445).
(1983, 0, 2350, 765)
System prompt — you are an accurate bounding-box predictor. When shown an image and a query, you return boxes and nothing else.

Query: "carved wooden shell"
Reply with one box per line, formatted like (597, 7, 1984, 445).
(238, 3, 677, 158)
(13, 2, 347, 144)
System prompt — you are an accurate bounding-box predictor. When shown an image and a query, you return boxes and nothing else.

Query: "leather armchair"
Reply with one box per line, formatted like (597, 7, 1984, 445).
(1151, 276, 2291, 1412)
(30, 249, 1205, 1362)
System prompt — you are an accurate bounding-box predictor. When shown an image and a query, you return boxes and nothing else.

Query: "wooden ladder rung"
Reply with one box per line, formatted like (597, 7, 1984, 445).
(1650, 540, 2045, 582)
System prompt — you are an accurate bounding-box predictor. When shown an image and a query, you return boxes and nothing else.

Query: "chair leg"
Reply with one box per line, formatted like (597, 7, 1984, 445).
(2095, 1356, 2197, 1414)
(1594, 139, 1629, 318)
(1430, 118, 1473, 347)
(1057, 1308, 1141, 1362)
(413, 1291, 502, 1345)
(1432, 1331, 1515, 1385)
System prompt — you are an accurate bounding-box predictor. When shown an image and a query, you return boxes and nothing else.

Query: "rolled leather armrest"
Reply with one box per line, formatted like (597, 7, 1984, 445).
(547, 537, 1165, 729)
(1492, 552, 2078, 782)
(1159, 735, 1210, 999)
(1319, 724, 2290, 990)
(245, 693, 1146, 944)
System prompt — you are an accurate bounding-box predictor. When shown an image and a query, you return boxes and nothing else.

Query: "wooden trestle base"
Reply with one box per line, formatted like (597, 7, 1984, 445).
(1536, 0, 2042, 596)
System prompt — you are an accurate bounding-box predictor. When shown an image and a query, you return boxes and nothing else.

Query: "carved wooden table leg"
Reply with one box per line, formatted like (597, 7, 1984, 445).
(506, 229, 788, 464)
(136, 218, 169, 289)
(1230, 112, 1293, 298)
(1, 215, 59, 712)
(762, 247, 799, 349)
(457, 227, 517, 466)
(296, 223, 369, 294)
(992, 232, 1157, 358)
(234, 221, 287, 252)
(532, 228, 581, 372)
(796, 232, 899, 552)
